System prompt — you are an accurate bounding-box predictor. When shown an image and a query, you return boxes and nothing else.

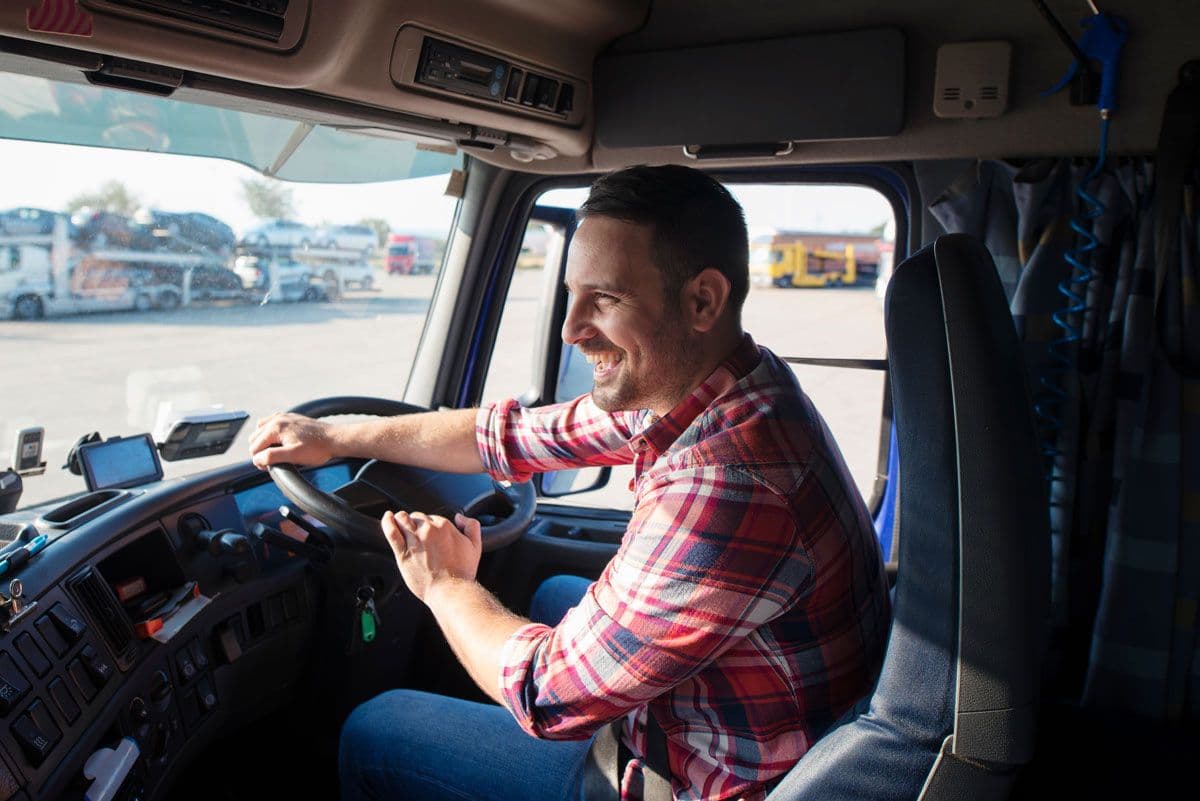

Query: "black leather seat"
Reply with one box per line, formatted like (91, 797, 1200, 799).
(768, 234, 1050, 801)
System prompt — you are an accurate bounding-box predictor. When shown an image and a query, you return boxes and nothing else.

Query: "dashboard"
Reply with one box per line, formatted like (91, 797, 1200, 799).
(0, 461, 379, 801)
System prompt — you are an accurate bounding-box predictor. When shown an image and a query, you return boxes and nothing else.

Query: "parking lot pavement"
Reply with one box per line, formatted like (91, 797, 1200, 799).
(3, 269, 887, 509)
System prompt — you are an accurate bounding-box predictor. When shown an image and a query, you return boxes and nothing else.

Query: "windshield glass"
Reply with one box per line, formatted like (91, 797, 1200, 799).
(0, 71, 461, 509)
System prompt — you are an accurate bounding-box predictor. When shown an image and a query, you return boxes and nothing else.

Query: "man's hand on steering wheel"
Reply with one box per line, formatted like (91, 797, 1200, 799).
(248, 397, 536, 554)
(250, 412, 339, 469)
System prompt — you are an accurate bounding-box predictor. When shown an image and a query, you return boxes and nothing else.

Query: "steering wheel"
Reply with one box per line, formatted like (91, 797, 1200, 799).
(266, 396, 536, 553)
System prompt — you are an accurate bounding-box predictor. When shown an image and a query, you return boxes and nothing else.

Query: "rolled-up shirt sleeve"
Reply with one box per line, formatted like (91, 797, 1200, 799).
(475, 394, 643, 483)
(497, 465, 811, 741)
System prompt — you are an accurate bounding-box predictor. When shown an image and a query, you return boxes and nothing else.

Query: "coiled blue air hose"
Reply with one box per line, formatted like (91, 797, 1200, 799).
(1034, 116, 1111, 481)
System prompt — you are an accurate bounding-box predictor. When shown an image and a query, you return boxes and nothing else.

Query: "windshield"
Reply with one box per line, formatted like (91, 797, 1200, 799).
(0, 71, 462, 509)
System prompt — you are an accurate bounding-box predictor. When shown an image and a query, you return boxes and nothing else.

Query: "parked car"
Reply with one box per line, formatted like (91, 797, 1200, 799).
(151, 262, 245, 300)
(241, 218, 317, 249)
(70, 209, 157, 250)
(233, 253, 326, 301)
(134, 209, 237, 255)
(0, 206, 70, 237)
(316, 223, 377, 254)
(326, 260, 374, 290)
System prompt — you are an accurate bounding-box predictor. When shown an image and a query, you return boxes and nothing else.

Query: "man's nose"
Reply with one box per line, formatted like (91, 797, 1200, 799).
(561, 295, 594, 344)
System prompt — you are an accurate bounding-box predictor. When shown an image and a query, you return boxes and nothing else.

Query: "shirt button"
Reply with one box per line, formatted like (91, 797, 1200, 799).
(632, 438, 646, 452)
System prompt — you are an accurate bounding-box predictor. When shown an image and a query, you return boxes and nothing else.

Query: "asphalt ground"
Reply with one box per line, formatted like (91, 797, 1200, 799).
(3, 268, 886, 510)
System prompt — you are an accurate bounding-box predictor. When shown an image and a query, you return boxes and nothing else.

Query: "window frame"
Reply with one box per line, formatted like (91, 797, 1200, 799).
(459, 164, 916, 514)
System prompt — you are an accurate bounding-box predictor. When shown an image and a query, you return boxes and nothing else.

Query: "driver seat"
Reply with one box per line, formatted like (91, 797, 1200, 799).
(767, 234, 1050, 800)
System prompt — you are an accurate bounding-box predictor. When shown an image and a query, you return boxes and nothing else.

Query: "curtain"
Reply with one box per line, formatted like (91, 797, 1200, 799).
(923, 151, 1199, 720)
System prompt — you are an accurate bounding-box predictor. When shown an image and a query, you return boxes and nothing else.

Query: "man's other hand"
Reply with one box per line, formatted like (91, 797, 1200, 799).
(383, 510, 482, 603)
(250, 412, 337, 469)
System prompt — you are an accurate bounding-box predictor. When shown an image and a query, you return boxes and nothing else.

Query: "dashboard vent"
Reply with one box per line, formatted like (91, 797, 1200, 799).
(102, 0, 290, 43)
(68, 567, 135, 658)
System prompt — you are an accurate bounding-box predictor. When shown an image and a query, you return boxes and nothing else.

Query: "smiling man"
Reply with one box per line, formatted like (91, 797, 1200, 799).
(250, 165, 890, 801)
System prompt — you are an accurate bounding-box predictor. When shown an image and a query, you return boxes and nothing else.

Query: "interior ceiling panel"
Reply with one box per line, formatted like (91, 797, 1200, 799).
(0, 0, 1196, 174)
(587, 0, 1200, 172)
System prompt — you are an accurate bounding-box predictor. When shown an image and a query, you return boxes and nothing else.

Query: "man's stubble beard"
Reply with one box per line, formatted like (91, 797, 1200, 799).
(590, 313, 693, 414)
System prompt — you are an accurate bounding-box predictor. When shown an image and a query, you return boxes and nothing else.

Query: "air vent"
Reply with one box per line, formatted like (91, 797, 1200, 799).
(942, 87, 961, 100)
(980, 86, 1000, 100)
(68, 567, 135, 659)
(101, 0, 290, 43)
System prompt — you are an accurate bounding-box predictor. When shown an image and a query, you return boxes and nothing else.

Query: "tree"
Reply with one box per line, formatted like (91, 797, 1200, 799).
(358, 217, 391, 248)
(240, 177, 296, 219)
(66, 180, 141, 216)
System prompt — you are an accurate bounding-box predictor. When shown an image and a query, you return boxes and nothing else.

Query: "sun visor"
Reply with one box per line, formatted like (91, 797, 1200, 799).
(595, 28, 905, 150)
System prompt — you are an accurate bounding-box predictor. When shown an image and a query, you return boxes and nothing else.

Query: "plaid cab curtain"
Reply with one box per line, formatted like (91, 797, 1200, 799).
(923, 106, 1199, 721)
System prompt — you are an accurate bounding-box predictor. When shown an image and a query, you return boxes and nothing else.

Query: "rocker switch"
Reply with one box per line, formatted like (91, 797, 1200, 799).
(12, 700, 60, 767)
(0, 652, 30, 715)
(80, 644, 113, 686)
(49, 604, 87, 643)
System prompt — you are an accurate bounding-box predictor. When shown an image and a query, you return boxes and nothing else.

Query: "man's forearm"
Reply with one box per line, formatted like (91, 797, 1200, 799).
(424, 576, 528, 705)
(334, 408, 484, 473)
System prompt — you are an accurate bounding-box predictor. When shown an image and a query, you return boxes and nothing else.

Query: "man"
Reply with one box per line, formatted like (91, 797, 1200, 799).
(249, 165, 890, 801)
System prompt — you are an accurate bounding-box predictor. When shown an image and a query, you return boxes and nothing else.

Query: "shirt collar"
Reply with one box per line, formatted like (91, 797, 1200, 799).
(633, 333, 761, 455)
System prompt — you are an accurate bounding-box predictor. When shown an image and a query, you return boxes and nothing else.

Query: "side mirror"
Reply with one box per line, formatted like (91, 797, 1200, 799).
(536, 466, 610, 498)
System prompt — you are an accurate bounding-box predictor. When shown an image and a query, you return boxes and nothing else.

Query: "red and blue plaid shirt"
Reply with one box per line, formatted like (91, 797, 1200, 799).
(476, 335, 890, 801)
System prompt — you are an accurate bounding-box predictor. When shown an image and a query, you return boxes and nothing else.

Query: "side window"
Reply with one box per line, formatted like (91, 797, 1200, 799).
(481, 213, 568, 403)
(483, 183, 897, 513)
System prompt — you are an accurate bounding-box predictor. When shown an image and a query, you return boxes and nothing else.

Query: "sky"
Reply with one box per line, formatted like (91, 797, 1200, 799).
(0, 139, 461, 237)
(0, 138, 894, 240)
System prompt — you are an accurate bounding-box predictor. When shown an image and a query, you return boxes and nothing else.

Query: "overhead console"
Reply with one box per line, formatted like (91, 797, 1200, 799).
(391, 27, 585, 129)
(594, 28, 906, 156)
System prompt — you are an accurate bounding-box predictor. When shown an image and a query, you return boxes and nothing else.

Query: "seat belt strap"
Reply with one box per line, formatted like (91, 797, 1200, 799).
(642, 709, 673, 801)
(582, 710, 674, 801)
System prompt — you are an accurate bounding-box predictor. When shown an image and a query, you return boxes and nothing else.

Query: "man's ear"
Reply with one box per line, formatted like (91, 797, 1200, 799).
(683, 268, 732, 332)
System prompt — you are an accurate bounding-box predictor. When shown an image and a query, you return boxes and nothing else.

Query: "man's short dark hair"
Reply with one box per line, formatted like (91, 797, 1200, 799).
(578, 165, 749, 314)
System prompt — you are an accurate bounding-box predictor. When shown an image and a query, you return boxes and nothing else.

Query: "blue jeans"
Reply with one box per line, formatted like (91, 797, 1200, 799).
(339, 575, 594, 801)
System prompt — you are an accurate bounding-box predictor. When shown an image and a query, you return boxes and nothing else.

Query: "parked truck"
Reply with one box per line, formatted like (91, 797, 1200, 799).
(0, 214, 238, 319)
(385, 233, 439, 275)
(749, 230, 884, 288)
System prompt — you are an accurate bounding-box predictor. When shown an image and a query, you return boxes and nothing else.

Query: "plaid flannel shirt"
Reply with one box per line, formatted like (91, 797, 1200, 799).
(476, 335, 890, 801)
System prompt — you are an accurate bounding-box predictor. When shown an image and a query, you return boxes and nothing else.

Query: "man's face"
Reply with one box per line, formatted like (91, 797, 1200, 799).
(562, 217, 692, 414)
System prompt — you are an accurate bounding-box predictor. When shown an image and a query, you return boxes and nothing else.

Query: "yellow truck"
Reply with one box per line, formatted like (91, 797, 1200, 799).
(749, 231, 881, 288)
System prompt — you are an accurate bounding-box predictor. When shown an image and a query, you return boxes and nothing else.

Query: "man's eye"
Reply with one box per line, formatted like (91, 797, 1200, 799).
(594, 292, 617, 304)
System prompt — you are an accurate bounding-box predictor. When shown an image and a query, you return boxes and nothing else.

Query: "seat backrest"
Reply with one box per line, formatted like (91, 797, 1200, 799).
(768, 234, 1049, 801)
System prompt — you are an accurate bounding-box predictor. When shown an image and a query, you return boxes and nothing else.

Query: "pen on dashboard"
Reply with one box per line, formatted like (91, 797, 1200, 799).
(0, 534, 49, 577)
